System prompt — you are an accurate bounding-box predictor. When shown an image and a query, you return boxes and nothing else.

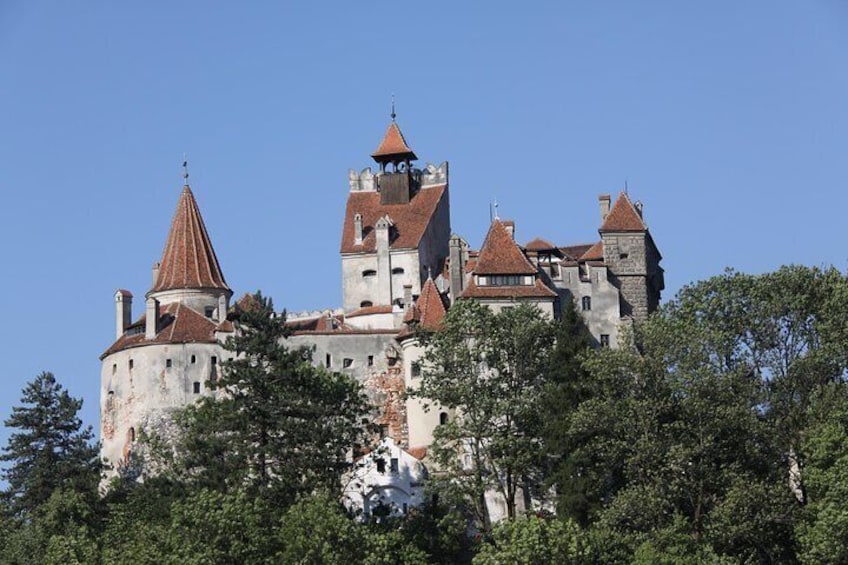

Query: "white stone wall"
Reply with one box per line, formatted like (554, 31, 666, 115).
(401, 338, 452, 449)
(100, 340, 228, 478)
(558, 264, 621, 347)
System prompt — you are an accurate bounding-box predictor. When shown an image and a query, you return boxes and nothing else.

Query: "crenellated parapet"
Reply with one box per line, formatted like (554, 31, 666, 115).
(348, 161, 449, 193)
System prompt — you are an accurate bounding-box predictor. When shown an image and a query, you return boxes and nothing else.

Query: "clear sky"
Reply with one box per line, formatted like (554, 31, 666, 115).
(0, 2, 846, 449)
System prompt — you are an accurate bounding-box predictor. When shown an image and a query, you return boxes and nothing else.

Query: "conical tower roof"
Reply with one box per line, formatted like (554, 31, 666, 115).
(600, 192, 647, 232)
(372, 121, 417, 162)
(150, 185, 230, 294)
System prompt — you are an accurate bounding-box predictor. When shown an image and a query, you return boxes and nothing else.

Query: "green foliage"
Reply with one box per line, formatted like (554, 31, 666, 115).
(169, 291, 372, 506)
(415, 301, 556, 527)
(1, 372, 99, 518)
(473, 515, 587, 565)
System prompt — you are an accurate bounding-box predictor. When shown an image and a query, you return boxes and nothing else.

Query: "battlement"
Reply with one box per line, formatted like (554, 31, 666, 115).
(348, 161, 448, 192)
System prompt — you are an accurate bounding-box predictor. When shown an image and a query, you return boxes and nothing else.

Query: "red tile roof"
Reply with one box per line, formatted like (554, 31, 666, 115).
(340, 184, 447, 254)
(372, 122, 417, 160)
(600, 192, 647, 232)
(101, 302, 230, 358)
(346, 305, 394, 318)
(408, 446, 428, 460)
(473, 220, 537, 275)
(559, 244, 594, 261)
(580, 241, 604, 261)
(406, 278, 447, 329)
(524, 237, 556, 251)
(151, 186, 230, 293)
(460, 278, 557, 299)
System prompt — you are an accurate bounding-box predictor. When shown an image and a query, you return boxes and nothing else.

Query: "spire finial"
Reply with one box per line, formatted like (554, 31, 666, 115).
(182, 154, 189, 186)
(391, 93, 396, 121)
(624, 178, 628, 195)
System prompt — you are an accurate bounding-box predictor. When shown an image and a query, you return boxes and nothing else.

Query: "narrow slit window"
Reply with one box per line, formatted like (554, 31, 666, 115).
(191, 355, 196, 364)
(128, 359, 134, 370)
(440, 412, 448, 425)
(193, 381, 201, 394)
(582, 296, 591, 311)
(166, 359, 172, 368)
(367, 355, 374, 367)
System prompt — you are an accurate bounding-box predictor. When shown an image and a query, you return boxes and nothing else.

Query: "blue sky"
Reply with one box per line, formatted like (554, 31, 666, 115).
(0, 2, 846, 448)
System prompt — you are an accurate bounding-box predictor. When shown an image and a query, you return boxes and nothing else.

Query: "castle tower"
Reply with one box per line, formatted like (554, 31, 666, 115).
(341, 116, 451, 318)
(100, 180, 234, 481)
(598, 192, 664, 321)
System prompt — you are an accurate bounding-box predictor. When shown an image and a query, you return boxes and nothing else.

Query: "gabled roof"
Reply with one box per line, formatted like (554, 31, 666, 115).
(405, 278, 447, 329)
(340, 184, 447, 254)
(151, 186, 230, 293)
(600, 192, 647, 232)
(101, 302, 229, 358)
(559, 244, 593, 261)
(579, 241, 604, 261)
(372, 122, 417, 161)
(524, 237, 556, 251)
(460, 278, 558, 299)
(473, 220, 537, 275)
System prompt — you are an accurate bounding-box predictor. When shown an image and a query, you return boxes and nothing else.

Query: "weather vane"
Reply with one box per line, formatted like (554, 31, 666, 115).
(391, 93, 396, 121)
(182, 154, 189, 185)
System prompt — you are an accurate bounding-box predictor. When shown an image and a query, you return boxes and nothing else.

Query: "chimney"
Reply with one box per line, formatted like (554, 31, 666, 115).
(152, 261, 161, 287)
(354, 213, 363, 245)
(448, 235, 464, 303)
(217, 294, 228, 322)
(145, 297, 159, 340)
(599, 194, 611, 222)
(403, 284, 413, 314)
(115, 290, 133, 340)
(503, 220, 515, 240)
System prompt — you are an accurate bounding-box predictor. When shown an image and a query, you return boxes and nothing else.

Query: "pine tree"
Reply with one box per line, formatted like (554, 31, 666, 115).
(1, 372, 99, 517)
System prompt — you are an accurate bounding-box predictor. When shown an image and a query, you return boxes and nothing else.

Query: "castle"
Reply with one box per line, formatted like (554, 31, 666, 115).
(100, 116, 664, 515)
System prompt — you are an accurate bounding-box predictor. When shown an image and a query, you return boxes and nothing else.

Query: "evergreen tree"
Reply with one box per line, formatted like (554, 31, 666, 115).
(0, 372, 99, 518)
(171, 291, 372, 506)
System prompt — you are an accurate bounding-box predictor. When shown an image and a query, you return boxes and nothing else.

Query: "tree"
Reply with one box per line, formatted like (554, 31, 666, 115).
(169, 292, 372, 506)
(473, 515, 587, 565)
(1, 372, 99, 518)
(414, 301, 555, 528)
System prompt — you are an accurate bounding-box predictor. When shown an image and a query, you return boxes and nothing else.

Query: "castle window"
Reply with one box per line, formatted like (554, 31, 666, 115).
(377, 458, 386, 474)
(191, 355, 196, 364)
(368, 355, 374, 367)
(619, 253, 629, 260)
(343, 358, 353, 368)
(326, 353, 332, 367)
(128, 359, 134, 370)
(362, 269, 377, 278)
(486, 275, 524, 286)
(582, 296, 592, 311)
(411, 362, 421, 378)
(106, 391, 114, 410)
(129, 427, 136, 442)
(166, 359, 172, 368)
(360, 301, 373, 308)
(205, 306, 215, 318)
(193, 381, 201, 394)
(390, 458, 399, 474)
(112, 364, 117, 375)
(391, 267, 405, 275)
(440, 412, 448, 425)
(600, 334, 610, 347)
(211, 356, 217, 365)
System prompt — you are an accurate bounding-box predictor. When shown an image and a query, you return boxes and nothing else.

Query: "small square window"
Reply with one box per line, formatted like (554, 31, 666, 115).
(191, 355, 196, 364)
(204, 306, 215, 318)
(211, 356, 217, 365)
(367, 355, 374, 367)
(411, 362, 421, 378)
(390, 458, 399, 474)
(376, 459, 386, 474)
(600, 334, 610, 347)
(166, 359, 172, 368)
(343, 358, 353, 368)
(193, 381, 201, 394)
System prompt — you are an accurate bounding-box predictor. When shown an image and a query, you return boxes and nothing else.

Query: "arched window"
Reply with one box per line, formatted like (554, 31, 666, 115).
(391, 267, 404, 275)
(440, 412, 448, 425)
(582, 296, 591, 311)
(360, 300, 373, 308)
(362, 269, 377, 278)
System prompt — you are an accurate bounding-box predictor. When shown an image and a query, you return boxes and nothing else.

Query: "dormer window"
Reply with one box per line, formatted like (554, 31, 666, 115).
(362, 270, 377, 278)
(482, 275, 526, 286)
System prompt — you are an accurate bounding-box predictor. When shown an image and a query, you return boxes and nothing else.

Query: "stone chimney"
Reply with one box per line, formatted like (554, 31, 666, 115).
(152, 261, 161, 288)
(375, 216, 392, 305)
(115, 290, 133, 340)
(145, 297, 159, 340)
(448, 235, 464, 303)
(503, 220, 515, 240)
(354, 213, 363, 245)
(599, 194, 611, 223)
(403, 284, 413, 315)
(217, 294, 228, 322)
